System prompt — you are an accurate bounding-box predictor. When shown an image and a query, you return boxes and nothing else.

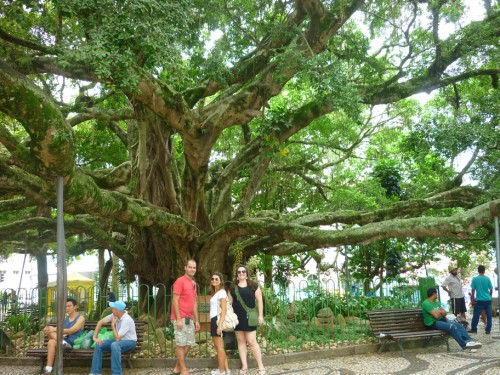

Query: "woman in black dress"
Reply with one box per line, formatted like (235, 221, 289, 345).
(228, 265, 266, 375)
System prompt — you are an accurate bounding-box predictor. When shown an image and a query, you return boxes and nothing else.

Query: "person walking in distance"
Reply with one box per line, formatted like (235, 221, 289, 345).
(442, 264, 468, 324)
(469, 265, 493, 334)
(107, 288, 116, 302)
(210, 272, 230, 375)
(43, 298, 85, 374)
(229, 266, 266, 375)
(171, 259, 200, 375)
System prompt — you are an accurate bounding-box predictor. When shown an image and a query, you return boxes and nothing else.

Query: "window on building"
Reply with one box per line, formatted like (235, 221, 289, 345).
(0, 270, 6, 282)
(13, 270, 19, 275)
(25, 270, 30, 275)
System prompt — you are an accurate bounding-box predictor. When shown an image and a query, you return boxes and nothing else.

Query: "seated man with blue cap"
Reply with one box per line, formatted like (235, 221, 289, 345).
(89, 300, 137, 375)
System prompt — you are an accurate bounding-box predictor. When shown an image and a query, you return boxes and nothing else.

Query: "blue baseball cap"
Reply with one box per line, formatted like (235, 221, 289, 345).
(109, 301, 126, 311)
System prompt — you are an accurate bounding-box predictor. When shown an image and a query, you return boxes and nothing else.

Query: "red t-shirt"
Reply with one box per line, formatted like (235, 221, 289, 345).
(170, 275, 197, 320)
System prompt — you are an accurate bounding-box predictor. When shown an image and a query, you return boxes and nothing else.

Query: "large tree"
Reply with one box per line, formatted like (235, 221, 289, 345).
(0, 0, 499, 308)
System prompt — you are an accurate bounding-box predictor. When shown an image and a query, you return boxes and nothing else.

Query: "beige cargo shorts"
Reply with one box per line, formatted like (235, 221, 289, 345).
(172, 319, 195, 346)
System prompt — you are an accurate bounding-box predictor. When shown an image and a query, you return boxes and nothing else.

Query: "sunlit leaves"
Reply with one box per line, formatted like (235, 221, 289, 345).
(404, 77, 499, 191)
(51, 0, 196, 85)
(73, 120, 127, 169)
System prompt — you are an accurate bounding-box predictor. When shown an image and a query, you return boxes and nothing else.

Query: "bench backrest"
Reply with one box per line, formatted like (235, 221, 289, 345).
(367, 308, 427, 334)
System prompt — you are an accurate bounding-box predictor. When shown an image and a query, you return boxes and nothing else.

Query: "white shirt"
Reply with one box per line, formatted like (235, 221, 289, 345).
(209, 289, 227, 319)
(442, 274, 465, 298)
(104, 311, 137, 341)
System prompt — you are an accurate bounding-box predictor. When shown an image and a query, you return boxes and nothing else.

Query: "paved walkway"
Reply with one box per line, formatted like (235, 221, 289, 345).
(3, 323, 499, 375)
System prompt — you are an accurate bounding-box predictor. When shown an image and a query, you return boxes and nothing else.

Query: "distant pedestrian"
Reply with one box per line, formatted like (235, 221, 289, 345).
(229, 265, 266, 375)
(171, 259, 200, 375)
(107, 288, 116, 302)
(366, 288, 376, 297)
(469, 265, 493, 334)
(441, 264, 467, 322)
(209, 272, 230, 375)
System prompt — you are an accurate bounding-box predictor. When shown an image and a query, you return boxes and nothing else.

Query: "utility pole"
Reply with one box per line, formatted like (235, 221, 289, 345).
(55, 177, 67, 374)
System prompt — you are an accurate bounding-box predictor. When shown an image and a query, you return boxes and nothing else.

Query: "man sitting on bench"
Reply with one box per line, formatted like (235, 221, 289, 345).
(89, 301, 137, 375)
(422, 288, 482, 352)
(42, 298, 85, 374)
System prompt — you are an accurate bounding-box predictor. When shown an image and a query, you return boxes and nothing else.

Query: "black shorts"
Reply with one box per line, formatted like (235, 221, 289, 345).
(450, 297, 467, 314)
(210, 316, 222, 337)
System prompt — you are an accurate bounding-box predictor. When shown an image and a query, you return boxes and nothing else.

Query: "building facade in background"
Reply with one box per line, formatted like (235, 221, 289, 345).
(0, 253, 37, 291)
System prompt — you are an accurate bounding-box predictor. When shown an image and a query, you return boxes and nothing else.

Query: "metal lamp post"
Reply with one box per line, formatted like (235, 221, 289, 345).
(55, 176, 67, 374)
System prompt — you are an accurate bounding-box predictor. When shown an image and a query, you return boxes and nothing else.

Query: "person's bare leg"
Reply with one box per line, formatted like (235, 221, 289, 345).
(212, 336, 228, 372)
(44, 329, 59, 372)
(175, 345, 190, 375)
(245, 331, 264, 370)
(181, 345, 191, 375)
(235, 331, 248, 371)
(46, 338, 57, 368)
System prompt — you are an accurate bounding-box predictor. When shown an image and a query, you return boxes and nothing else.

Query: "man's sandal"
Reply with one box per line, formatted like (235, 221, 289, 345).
(258, 370, 267, 375)
(239, 370, 248, 375)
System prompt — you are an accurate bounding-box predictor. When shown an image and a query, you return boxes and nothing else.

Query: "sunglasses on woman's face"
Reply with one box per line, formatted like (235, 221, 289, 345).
(237, 270, 247, 274)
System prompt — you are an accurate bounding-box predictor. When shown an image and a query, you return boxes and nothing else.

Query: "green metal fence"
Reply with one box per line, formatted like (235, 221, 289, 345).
(0, 277, 422, 358)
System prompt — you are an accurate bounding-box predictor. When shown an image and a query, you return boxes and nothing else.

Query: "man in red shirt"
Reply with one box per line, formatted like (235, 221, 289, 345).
(171, 259, 200, 375)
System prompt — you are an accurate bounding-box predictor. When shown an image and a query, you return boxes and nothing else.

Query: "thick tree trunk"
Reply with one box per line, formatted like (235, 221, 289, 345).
(94, 257, 113, 320)
(36, 253, 48, 316)
(98, 250, 105, 280)
(36, 253, 48, 288)
(112, 252, 119, 297)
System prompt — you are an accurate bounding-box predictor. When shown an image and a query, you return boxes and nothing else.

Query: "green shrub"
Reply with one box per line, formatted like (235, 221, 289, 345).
(6, 312, 40, 335)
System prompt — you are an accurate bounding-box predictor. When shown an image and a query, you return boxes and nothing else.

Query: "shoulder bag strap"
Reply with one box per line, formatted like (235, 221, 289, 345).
(234, 286, 255, 313)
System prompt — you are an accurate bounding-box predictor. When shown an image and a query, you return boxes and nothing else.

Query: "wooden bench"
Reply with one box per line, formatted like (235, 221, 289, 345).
(26, 320, 145, 373)
(367, 308, 449, 356)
